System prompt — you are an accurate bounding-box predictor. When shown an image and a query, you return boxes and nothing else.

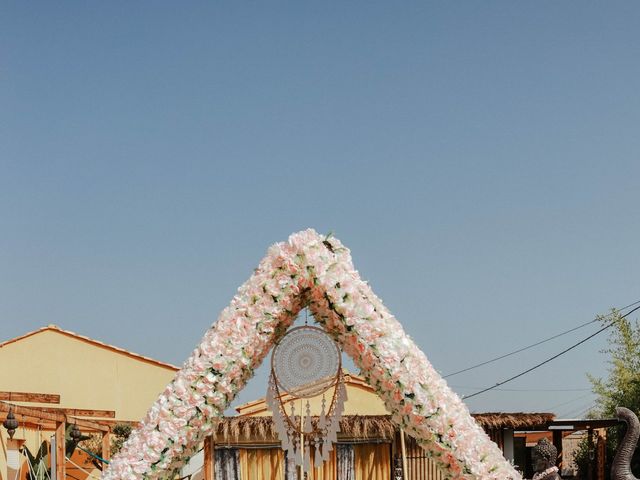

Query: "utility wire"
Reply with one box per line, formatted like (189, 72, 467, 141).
(450, 385, 592, 392)
(462, 304, 640, 400)
(445, 299, 640, 378)
(544, 393, 594, 411)
(559, 402, 596, 419)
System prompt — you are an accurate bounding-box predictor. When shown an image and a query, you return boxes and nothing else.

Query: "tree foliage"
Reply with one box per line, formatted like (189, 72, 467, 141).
(81, 423, 133, 471)
(575, 309, 640, 478)
(589, 309, 640, 417)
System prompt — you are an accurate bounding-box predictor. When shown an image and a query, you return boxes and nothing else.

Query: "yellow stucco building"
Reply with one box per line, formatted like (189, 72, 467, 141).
(0, 325, 178, 480)
(234, 371, 390, 418)
(0, 325, 178, 421)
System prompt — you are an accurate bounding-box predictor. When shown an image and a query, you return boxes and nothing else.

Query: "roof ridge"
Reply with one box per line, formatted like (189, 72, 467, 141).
(234, 371, 374, 413)
(0, 325, 179, 371)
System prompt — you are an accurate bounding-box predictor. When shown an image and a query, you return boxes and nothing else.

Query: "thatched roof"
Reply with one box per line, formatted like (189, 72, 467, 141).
(214, 415, 396, 443)
(471, 412, 555, 430)
(213, 412, 554, 443)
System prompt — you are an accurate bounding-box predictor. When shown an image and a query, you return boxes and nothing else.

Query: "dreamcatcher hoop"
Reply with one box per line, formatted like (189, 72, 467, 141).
(271, 325, 342, 399)
(266, 325, 347, 472)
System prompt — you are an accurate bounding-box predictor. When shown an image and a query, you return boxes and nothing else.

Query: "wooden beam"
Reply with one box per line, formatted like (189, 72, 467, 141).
(0, 391, 60, 404)
(37, 407, 116, 418)
(102, 432, 111, 463)
(55, 421, 66, 480)
(13, 421, 57, 431)
(69, 416, 110, 433)
(0, 401, 65, 423)
(1, 401, 110, 432)
(204, 435, 214, 480)
(80, 419, 138, 428)
(3, 420, 109, 433)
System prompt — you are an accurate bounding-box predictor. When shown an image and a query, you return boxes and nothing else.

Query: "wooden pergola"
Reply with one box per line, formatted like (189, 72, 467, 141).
(0, 391, 112, 480)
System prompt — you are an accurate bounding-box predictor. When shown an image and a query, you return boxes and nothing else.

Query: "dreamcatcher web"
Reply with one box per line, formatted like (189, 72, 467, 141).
(266, 324, 347, 473)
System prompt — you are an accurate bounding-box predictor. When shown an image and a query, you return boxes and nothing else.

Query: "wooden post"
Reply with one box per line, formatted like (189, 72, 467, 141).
(55, 421, 66, 480)
(587, 428, 594, 480)
(552, 430, 563, 469)
(102, 431, 111, 464)
(400, 428, 408, 480)
(596, 431, 606, 480)
(6, 438, 26, 480)
(204, 435, 214, 480)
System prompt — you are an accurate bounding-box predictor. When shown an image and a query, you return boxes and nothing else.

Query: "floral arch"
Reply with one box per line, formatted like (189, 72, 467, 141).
(103, 230, 521, 480)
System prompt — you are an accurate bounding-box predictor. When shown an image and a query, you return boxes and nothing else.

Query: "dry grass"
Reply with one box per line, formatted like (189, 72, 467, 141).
(471, 412, 555, 429)
(214, 415, 396, 442)
(213, 412, 554, 443)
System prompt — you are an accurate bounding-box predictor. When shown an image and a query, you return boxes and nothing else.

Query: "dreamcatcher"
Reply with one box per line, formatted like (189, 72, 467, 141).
(266, 325, 347, 473)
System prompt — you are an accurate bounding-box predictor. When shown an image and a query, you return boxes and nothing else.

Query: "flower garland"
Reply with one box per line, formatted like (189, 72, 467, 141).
(532, 466, 559, 480)
(103, 229, 521, 480)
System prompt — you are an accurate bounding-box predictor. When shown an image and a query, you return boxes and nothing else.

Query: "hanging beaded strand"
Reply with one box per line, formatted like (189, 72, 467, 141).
(266, 325, 344, 469)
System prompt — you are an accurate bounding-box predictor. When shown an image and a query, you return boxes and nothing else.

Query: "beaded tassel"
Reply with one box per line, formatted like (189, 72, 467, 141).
(319, 395, 327, 430)
(314, 436, 323, 468)
(304, 401, 313, 433)
(303, 438, 311, 472)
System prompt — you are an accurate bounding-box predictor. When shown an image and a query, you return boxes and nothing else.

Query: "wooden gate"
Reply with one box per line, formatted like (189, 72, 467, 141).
(404, 436, 444, 480)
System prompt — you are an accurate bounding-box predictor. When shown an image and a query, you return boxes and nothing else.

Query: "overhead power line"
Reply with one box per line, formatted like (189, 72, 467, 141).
(445, 299, 640, 379)
(544, 392, 594, 411)
(462, 304, 640, 400)
(559, 402, 597, 419)
(450, 385, 592, 392)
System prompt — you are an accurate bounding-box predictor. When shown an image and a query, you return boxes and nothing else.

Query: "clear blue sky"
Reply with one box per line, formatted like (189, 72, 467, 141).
(1, 2, 639, 417)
